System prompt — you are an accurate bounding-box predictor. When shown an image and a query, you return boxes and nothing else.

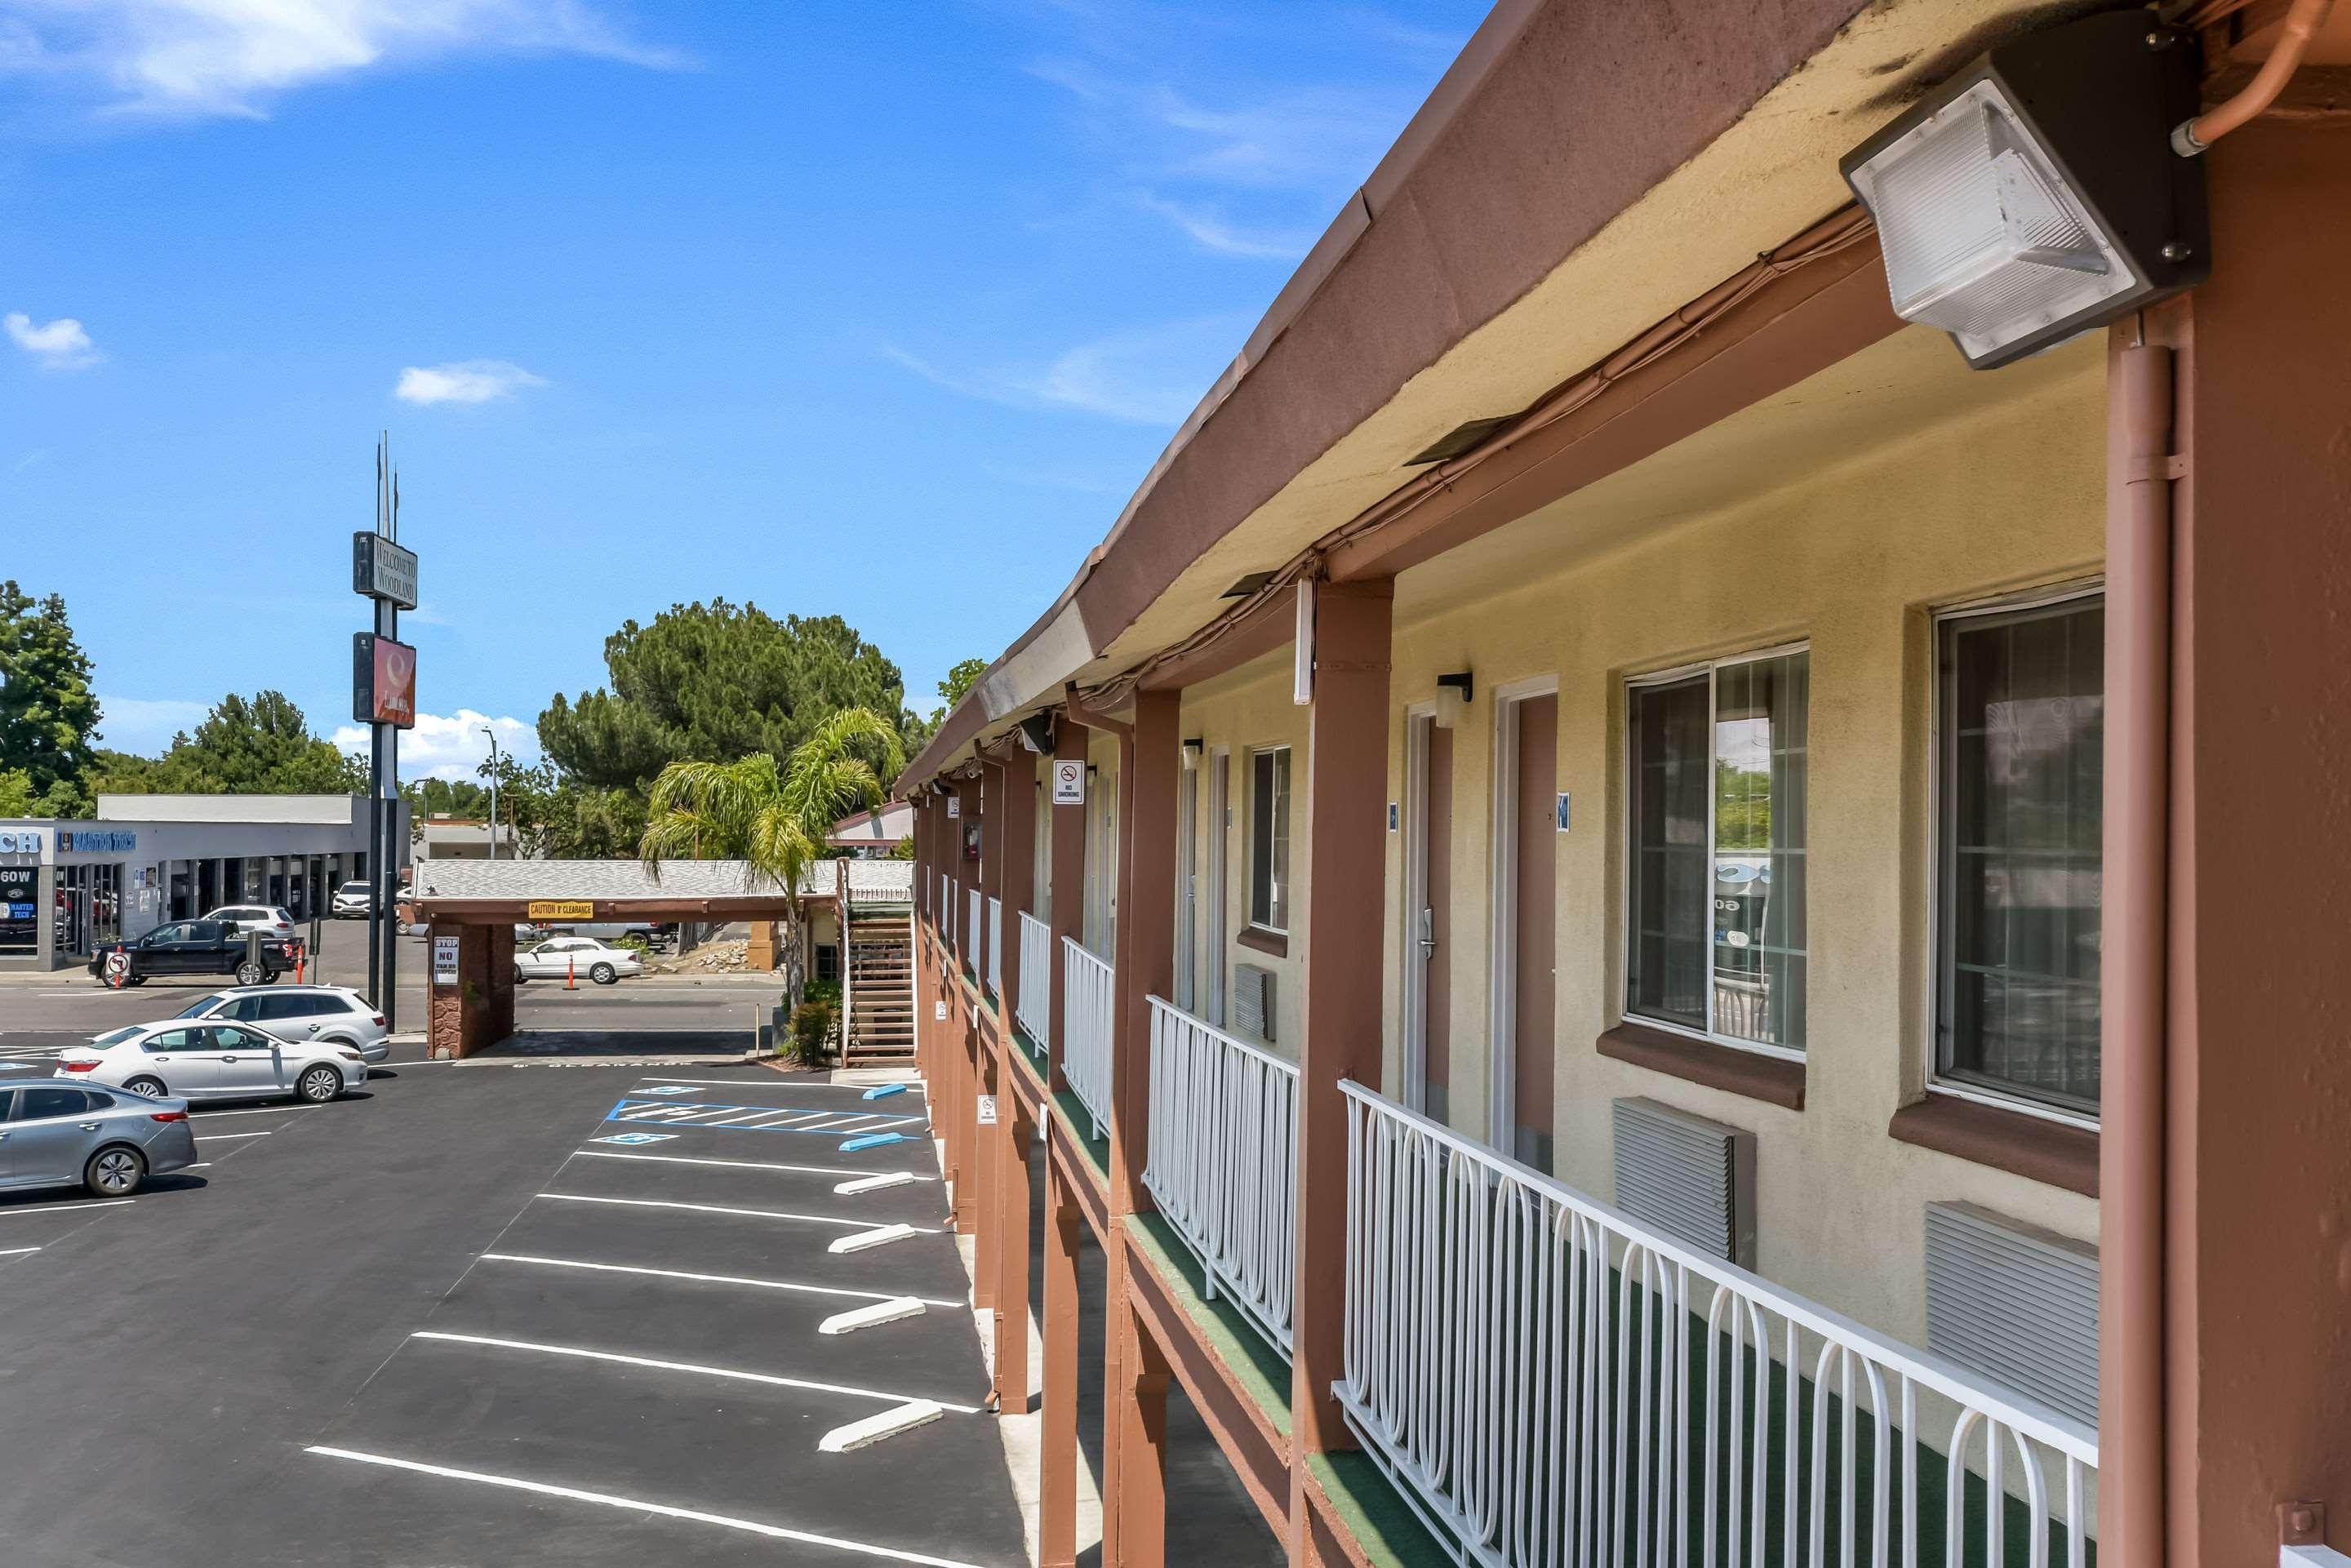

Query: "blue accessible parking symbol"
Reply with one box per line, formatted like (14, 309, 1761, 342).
(590, 1131, 680, 1146)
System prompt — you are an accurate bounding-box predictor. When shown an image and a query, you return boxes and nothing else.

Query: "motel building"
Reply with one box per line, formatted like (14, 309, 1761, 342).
(0, 794, 405, 972)
(896, 3, 2351, 1566)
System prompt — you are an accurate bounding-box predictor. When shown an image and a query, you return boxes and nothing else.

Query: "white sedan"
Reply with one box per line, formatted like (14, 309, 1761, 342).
(513, 936, 642, 985)
(57, 1021, 368, 1104)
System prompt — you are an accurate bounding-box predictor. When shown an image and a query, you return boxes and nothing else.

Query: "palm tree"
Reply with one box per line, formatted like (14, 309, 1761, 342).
(638, 708, 904, 980)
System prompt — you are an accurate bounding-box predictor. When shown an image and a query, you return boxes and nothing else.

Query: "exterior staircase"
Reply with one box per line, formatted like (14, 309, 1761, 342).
(842, 899, 917, 1068)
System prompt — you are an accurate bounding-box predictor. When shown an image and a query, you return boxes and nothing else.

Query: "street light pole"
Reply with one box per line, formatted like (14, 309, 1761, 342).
(481, 724, 501, 862)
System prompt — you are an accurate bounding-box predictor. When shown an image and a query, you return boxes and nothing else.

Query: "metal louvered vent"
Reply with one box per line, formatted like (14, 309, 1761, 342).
(1611, 1098, 1756, 1267)
(1233, 963, 1274, 1043)
(1924, 1202, 2099, 1427)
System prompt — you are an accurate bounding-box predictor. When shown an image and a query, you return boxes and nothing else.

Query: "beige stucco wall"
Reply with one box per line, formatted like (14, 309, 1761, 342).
(1176, 656, 1312, 1054)
(1363, 336, 2107, 1348)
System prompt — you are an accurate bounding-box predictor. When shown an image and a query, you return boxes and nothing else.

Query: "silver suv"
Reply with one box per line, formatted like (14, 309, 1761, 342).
(172, 985, 392, 1063)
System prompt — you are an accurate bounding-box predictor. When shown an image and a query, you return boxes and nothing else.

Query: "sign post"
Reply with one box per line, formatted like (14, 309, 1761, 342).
(353, 439, 420, 1033)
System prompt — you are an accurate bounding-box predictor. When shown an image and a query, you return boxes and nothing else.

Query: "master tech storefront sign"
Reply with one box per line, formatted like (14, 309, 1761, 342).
(58, 830, 136, 853)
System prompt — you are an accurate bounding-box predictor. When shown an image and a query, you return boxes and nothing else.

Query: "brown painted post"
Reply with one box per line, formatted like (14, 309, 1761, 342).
(1002, 746, 1038, 1039)
(1287, 576, 1393, 1520)
(2149, 124, 2351, 1568)
(992, 1098, 1033, 1412)
(1039, 1157, 1083, 1568)
(1111, 1299, 1171, 1568)
(1102, 690, 1180, 1567)
(1109, 690, 1180, 1214)
(974, 762, 1008, 1308)
(1046, 714, 1091, 1092)
(993, 748, 1039, 1411)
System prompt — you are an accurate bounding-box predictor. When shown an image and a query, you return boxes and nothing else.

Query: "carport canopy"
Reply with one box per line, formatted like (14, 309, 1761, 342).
(403, 860, 807, 1060)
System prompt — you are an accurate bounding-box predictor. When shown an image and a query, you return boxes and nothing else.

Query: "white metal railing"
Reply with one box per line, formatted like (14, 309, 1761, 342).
(1016, 911, 1051, 1047)
(987, 896, 1003, 997)
(1142, 996, 1298, 1356)
(1060, 936, 1115, 1138)
(1336, 1082, 2099, 1568)
(966, 888, 980, 973)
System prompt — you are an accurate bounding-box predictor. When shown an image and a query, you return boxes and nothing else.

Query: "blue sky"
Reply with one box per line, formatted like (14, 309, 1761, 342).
(0, 0, 1486, 780)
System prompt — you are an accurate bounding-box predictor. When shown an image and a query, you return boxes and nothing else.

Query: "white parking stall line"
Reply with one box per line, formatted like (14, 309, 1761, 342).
(629, 1077, 920, 1090)
(792, 1114, 881, 1133)
(303, 1446, 991, 1568)
(408, 1331, 980, 1411)
(190, 1106, 314, 1119)
(195, 1130, 272, 1139)
(533, 1193, 869, 1228)
(568, 1150, 933, 1182)
(704, 1107, 817, 1127)
(478, 1253, 965, 1309)
(0, 1246, 42, 1256)
(0, 1199, 133, 1217)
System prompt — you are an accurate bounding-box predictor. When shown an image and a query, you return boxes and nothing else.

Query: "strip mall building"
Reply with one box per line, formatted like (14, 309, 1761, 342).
(899, 2, 2351, 1565)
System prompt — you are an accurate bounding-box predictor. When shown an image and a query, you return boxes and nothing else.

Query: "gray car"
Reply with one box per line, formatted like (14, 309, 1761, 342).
(0, 1081, 198, 1197)
(175, 985, 392, 1064)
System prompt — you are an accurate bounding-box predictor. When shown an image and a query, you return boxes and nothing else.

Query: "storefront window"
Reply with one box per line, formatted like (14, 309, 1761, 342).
(0, 866, 37, 956)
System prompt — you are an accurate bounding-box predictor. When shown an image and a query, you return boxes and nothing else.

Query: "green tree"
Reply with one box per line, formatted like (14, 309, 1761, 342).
(0, 581, 100, 799)
(105, 692, 369, 797)
(538, 602, 918, 854)
(638, 708, 901, 888)
(913, 655, 989, 740)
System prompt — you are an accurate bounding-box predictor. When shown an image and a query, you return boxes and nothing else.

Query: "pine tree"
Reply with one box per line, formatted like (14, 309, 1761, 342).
(0, 580, 101, 799)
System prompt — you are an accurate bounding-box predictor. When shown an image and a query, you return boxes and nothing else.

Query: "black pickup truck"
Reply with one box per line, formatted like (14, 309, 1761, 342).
(87, 919, 291, 987)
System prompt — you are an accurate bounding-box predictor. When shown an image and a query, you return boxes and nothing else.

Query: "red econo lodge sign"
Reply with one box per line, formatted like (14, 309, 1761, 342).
(352, 633, 418, 729)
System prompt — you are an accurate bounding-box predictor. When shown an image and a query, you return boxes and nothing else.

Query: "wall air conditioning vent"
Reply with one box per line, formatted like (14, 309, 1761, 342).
(1611, 1097, 1756, 1268)
(1220, 571, 1277, 600)
(1405, 414, 1518, 467)
(1924, 1202, 2099, 1427)
(1233, 963, 1274, 1043)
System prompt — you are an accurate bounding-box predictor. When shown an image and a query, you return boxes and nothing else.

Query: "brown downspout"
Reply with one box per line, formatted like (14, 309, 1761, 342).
(2101, 327, 2175, 1568)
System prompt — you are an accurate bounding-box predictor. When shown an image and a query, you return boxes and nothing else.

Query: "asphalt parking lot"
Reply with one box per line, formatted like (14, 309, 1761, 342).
(0, 1061, 1024, 1567)
(0, 920, 786, 1068)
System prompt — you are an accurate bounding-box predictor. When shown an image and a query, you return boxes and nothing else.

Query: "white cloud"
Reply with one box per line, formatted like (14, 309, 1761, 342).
(1, 1, 686, 120)
(1029, 59, 1402, 193)
(6, 312, 101, 370)
(93, 695, 209, 753)
(1135, 193, 1310, 260)
(885, 313, 1250, 426)
(393, 358, 545, 405)
(330, 708, 536, 783)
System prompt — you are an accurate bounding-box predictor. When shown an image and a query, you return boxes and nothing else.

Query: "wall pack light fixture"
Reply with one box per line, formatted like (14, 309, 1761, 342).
(1839, 10, 2207, 371)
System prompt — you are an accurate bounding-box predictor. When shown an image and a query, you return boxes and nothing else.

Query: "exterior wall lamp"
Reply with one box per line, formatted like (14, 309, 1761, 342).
(1839, 10, 2207, 371)
(1181, 738, 1205, 770)
(1434, 671, 1473, 729)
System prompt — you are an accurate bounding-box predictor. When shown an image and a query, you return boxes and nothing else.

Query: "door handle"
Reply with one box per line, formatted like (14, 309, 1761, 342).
(78, 1122, 101, 1131)
(1418, 908, 1437, 957)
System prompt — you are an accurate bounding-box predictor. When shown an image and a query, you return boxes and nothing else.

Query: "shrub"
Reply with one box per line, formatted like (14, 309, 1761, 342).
(788, 1000, 836, 1067)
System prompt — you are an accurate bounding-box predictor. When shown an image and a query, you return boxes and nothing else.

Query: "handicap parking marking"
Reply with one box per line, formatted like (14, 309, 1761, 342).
(633, 1085, 704, 1097)
(589, 1131, 679, 1147)
(604, 1098, 923, 1141)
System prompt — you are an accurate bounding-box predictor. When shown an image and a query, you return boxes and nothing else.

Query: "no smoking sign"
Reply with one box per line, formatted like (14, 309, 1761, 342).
(1051, 760, 1086, 806)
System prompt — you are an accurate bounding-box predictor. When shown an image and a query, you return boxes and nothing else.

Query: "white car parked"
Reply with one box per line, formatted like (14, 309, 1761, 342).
(173, 985, 392, 1063)
(513, 936, 642, 985)
(201, 904, 297, 943)
(57, 1021, 367, 1104)
(330, 882, 373, 918)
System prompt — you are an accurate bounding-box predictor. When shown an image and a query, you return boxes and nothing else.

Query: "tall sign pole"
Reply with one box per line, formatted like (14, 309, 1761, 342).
(353, 435, 420, 1028)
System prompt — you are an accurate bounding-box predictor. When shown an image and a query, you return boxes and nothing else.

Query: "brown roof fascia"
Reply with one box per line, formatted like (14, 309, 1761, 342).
(902, 0, 1875, 782)
(1137, 589, 1296, 693)
(1327, 229, 1902, 582)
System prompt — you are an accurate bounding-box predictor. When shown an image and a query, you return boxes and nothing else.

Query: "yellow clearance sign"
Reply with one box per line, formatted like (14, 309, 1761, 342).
(527, 900, 596, 920)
